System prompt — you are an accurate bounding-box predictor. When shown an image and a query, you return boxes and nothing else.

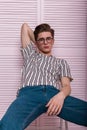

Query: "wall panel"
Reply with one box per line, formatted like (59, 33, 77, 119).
(0, 0, 38, 127)
(0, 0, 87, 130)
(37, 0, 87, 129)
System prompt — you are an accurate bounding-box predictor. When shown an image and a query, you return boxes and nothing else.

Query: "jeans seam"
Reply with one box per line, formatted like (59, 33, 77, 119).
(22, 103, 43, 129)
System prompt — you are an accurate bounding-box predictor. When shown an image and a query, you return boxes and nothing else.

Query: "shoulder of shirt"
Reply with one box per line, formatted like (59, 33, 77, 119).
(55, 57, 67, 62)
(20, 42, 35, 51)
(25, 42, 35, 49)
(55, 57, 69, 65)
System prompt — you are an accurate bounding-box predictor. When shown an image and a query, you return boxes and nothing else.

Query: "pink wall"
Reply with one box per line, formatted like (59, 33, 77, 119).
(0, 0, 86, 130)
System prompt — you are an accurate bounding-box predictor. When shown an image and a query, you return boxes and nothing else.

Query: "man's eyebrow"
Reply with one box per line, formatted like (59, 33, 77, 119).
(38, 36, 52, 39)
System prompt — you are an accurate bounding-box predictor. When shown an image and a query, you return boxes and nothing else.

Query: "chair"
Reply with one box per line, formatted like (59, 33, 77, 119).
(59, 118, 68, 130)
(26, 117, 68, 130)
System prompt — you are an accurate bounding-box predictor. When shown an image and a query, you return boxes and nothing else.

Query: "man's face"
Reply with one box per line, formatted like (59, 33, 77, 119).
(36, 31, 54, 55)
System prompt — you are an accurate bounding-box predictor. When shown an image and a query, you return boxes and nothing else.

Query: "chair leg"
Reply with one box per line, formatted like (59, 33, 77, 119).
(59, 118, 68, 130)
(60, 118, 63, 130)
(65, 121, 68, 130)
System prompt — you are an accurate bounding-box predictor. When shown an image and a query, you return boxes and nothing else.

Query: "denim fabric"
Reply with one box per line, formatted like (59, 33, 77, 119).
(0, 85, 87, 130)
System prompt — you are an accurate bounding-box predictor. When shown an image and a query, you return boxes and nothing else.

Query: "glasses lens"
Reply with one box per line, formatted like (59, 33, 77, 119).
(46, 37, 53, 43)
(37, 38, 44, 43)
(37, 37, 53, 44)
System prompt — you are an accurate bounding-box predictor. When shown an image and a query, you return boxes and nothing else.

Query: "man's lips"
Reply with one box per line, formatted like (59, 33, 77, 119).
(44, 46, 49, 48)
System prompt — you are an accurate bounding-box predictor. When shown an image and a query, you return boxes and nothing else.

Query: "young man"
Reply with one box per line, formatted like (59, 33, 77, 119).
(0, 23, 87, 130)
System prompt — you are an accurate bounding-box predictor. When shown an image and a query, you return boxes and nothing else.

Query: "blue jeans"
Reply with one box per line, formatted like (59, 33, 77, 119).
(0, 85, 87, 130)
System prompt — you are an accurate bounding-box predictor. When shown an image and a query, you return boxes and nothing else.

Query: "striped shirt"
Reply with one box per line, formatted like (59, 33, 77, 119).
(20, 42, 73, 89)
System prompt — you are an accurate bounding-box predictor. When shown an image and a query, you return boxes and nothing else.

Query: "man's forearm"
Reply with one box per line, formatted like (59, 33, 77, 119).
(60, 85, 71, 99)
(27, 24, 35, 43)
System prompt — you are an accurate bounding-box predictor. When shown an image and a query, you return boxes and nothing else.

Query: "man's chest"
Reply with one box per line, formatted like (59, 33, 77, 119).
(25, 54, 60, 77)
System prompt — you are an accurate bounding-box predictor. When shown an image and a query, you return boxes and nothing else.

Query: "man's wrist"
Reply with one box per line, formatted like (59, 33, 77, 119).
(60, 91, 66, 99)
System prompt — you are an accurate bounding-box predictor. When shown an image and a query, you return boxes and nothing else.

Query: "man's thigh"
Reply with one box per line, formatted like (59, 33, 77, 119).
(0, 91, 46, 130)
(57, 95, 87, 126)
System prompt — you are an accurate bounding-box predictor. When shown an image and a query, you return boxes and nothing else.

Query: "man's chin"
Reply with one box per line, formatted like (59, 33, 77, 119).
(42, 50, 52, 54)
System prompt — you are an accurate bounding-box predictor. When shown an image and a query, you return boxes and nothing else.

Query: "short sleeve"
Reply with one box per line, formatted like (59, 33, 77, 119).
(20, 42, 35, 60)
(59, 59, 73, 81)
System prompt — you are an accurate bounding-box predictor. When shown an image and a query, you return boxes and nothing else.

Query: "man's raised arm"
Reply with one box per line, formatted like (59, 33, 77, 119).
(21, 23, 35, 48)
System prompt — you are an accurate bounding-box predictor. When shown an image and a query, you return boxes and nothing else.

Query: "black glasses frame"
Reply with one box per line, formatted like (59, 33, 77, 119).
(37, 37, 53, 44)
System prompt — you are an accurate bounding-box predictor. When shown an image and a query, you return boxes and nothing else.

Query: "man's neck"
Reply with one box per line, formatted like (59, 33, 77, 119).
(37, 50, 52, 56)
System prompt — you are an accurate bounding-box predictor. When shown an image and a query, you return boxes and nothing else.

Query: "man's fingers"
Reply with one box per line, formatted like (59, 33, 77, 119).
(46, 99, 52, 107)
(47, 103, 54, 115)
(56, 106, 62, 115)
(47, 104, 62, 116)
(48, 105, 57, 115)
(52, 106, 59, 115)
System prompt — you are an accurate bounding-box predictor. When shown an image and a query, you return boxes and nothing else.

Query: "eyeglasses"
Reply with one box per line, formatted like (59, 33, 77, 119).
(37, 37, 53, 44)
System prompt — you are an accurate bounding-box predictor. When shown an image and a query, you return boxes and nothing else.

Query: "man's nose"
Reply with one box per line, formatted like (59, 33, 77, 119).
(44, 39, 48, 44)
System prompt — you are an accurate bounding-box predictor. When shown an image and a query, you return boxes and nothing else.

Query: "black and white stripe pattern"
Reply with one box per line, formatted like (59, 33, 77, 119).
(21, 43, 73, 89)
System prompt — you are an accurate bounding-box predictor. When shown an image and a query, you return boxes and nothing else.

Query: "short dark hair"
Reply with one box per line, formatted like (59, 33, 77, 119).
(34, 23, 54, 41)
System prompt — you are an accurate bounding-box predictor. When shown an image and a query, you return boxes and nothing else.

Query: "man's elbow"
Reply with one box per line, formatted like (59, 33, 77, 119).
(21, 23, 28, 32)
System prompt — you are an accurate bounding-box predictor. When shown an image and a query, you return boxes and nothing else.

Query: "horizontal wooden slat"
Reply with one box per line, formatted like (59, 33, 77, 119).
(0, 0, 87, 129)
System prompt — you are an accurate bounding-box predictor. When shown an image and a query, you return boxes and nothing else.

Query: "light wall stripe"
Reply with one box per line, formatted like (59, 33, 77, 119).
(0, 0, 86, 129)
